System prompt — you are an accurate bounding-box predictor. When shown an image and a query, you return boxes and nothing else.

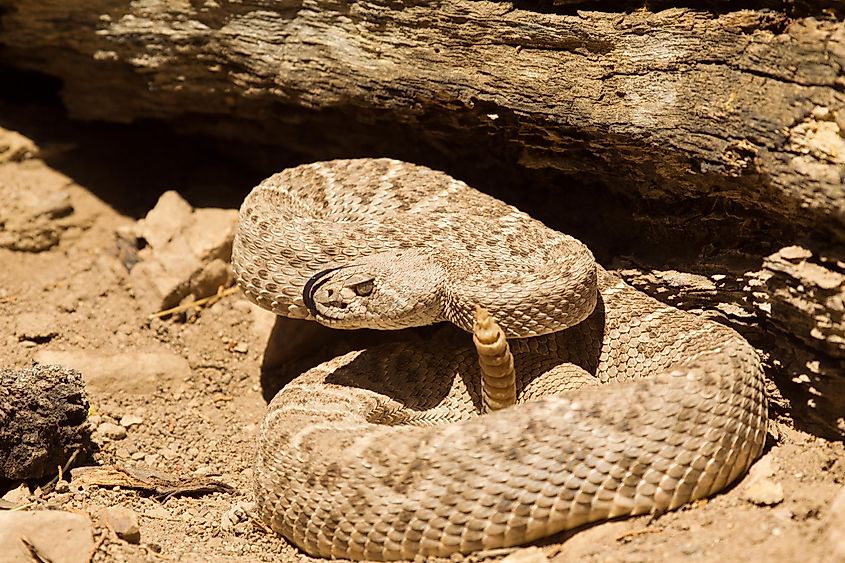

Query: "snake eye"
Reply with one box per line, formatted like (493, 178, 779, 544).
(352, 279, 374, 296)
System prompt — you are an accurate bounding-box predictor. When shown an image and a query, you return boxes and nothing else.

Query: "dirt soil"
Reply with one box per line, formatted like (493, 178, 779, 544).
(1, 98, 844, 563)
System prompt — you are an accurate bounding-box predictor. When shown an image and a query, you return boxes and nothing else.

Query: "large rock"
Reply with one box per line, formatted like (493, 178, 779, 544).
(120, 190, 237, 312)
(0, 511, 94, 563)
(34, 350, 191, 395)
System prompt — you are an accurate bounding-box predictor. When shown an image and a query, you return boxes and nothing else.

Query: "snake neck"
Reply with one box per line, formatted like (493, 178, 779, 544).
(442, 252, 599, 339)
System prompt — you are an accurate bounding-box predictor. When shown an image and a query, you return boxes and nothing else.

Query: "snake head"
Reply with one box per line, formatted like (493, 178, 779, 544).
(302, 250, 446, 329)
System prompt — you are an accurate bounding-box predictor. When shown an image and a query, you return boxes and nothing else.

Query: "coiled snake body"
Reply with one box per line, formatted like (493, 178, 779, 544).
(232, 159, 767, 560)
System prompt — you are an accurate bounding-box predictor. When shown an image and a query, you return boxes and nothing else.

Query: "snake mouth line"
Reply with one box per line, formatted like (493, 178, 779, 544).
(302, 266, 347, 318)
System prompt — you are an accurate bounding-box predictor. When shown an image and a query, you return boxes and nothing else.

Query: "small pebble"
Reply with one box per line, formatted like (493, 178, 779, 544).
(97, 422, 127, 440)
(56, 295, 78, 313)
(233, 341, 248, 354)
(778, 245, 812, 261)
(145, 505, 172, 519)
(14, 312, 59, 342)
(102, 506, 141, 544)
(220, 502, 255, 535)
(144, 504, 173, 520)
(680, 543, 698, 555)
(742, 454, 784, 506)
(743, 478, 784, 506)
(120, 414, 144, 427)
(194, 465, 213, 477)
(48, 492, 72, 506)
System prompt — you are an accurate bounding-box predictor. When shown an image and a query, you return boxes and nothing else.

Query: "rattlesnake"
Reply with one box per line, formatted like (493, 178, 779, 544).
(232, 158, 767, 560)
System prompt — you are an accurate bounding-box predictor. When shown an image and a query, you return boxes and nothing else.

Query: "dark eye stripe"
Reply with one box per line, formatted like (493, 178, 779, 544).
(302, 265, 361, 316)
(302, 266, 344, 316)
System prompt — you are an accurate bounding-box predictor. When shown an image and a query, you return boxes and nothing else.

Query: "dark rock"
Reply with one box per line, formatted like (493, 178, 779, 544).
(0, 365, 90, 480)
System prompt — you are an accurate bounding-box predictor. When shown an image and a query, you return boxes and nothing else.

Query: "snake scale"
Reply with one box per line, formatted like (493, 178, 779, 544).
(232, 158, 767, 561)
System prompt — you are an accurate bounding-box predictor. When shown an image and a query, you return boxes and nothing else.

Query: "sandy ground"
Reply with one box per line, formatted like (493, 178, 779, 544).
(1, 99, 844, 563)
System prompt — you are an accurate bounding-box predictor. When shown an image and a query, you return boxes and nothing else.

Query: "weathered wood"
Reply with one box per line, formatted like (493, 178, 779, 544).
(1, 2, 843, 235)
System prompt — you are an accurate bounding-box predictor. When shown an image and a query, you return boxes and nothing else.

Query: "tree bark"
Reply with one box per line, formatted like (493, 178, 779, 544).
(1, 2, 843, 232)
(1, 1, 842, 437)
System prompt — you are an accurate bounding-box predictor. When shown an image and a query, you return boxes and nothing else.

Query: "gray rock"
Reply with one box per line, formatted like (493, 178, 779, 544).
(0, 510, 94, 563)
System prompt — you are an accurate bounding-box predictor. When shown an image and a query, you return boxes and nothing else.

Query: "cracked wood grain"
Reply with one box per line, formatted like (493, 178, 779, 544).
(0, 2, 842, 237)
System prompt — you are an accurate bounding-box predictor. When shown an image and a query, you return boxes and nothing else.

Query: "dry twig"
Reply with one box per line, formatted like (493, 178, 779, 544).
(148, 285, 239, 319)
